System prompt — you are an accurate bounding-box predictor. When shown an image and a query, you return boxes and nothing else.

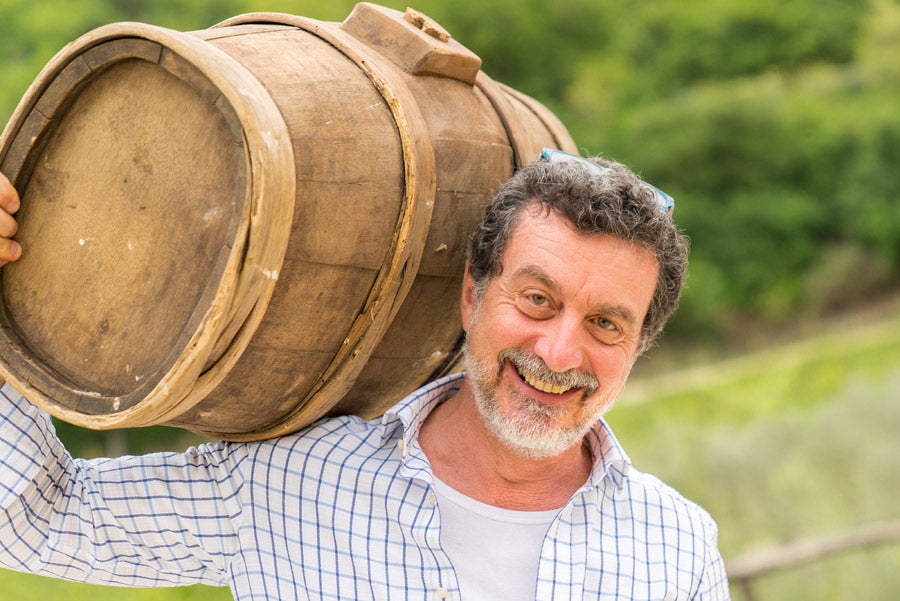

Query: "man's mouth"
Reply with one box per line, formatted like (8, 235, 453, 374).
(515, 364, 575, 395)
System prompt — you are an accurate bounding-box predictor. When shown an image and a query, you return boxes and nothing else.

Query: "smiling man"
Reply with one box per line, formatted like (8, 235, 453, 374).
(417, 151, 729, 599)
(421, 208, 659, 496)
(0, 153, 730, 600)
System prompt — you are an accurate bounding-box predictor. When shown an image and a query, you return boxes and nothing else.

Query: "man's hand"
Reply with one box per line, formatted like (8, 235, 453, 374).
(0, 172, 21, 266)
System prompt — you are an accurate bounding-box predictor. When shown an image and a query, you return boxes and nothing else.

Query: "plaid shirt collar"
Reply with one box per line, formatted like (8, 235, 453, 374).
(382, 371, 632, 492)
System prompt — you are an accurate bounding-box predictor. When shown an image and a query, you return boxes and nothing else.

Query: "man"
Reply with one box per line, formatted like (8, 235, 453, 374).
(0, 154, 730, 600)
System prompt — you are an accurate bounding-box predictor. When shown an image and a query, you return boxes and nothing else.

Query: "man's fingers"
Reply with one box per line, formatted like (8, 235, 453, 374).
(0, 172, 20, 215)
(0, 208, 18, 239)
(0, 238, 21, 266)
(0, 172, 22, 266)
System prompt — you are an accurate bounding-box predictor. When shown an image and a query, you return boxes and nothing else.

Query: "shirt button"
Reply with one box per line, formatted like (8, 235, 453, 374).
(436, 587, 449, 599)
(397, 439, 405, 452)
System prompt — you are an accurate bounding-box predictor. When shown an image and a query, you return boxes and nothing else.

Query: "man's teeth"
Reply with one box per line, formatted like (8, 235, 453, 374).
(520, 369, 572, 394)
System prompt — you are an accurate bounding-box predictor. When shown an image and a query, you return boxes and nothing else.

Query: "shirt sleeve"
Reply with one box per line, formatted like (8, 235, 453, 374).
(0, 383, 247, 588)
(695, 513, 732, 600)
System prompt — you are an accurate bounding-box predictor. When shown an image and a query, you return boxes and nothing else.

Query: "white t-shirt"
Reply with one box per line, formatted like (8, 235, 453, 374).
(431, 476, 560, 601)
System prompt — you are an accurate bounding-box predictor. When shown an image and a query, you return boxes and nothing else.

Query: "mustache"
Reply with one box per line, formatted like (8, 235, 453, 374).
(499, 348, 598, 394)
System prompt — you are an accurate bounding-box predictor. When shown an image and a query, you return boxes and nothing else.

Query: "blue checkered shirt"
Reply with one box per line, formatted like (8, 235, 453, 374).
(0, 375, 729, 599)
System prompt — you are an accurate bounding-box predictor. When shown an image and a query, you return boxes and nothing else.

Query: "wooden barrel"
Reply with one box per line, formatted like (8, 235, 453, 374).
(0, 2, 576, 440)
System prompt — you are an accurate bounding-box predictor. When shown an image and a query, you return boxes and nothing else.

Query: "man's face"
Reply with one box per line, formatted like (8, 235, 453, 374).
(461, 205, 659, 458)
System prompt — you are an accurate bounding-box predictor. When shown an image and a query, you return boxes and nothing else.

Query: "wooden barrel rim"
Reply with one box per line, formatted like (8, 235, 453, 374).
(0, 36, 246, 421)
(497, 82, 575, 153)
(0, 22, 296, 429)
(473, 71, 533, 170)
(201, 13, 437, 440)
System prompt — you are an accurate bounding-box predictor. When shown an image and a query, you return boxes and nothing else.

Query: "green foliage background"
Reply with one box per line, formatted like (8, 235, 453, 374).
(2, 0, 900, 347)
(2, 0, 900, 599)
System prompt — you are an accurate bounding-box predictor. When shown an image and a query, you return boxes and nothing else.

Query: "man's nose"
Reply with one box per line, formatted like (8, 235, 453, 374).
(532, 313, 585, 374)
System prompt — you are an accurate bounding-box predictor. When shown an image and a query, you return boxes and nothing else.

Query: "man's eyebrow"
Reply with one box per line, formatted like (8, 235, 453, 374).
(594, 303, 637, 326)
(512, 265, 559, 291)
(512, 264, 639, 325)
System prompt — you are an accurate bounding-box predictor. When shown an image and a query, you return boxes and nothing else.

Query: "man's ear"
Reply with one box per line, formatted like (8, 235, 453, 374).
(460, 263, 477, 332)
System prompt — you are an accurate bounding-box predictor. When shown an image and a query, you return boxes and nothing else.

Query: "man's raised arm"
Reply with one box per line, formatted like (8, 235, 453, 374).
(0, 176, 243, 588)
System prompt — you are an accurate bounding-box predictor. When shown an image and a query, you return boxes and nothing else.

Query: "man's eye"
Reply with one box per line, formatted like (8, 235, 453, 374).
(594, 317, 616, 331)
(517, 292, 554, 319)
(529, 294, 549, 307)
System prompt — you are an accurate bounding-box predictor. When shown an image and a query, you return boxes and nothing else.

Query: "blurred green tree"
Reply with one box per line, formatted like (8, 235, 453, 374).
(0, 0, 897, 350)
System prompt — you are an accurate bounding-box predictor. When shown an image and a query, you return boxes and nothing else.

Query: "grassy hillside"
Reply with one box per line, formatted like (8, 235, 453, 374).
(1, 301, 898, 599)
(611, 301, 900, 600)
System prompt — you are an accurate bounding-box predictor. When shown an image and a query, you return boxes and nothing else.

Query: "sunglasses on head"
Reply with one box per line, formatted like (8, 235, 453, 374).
(539, 148, 674, 214)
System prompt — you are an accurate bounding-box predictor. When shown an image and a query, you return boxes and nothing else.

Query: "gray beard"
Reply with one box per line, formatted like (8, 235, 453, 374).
(463, 342, 604, 459)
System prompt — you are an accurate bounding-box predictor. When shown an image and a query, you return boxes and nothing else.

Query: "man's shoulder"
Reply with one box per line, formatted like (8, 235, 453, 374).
(618, 464, 719, 535)
(228, 413, 396, 487)
(238, 375, 463, 475)
(266, 412, 386, 452)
